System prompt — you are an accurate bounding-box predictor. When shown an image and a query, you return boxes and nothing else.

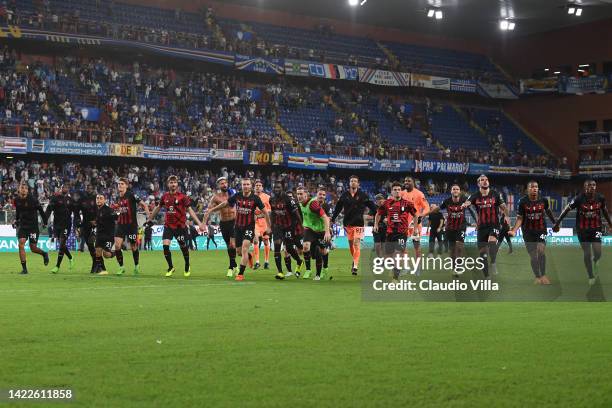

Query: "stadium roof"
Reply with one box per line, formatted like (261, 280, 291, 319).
(221, 0, 612, 40)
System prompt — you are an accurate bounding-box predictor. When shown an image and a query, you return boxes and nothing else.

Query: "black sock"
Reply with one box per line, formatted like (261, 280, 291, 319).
(100, 257, 106, 270)
(21, 260, 27, 271)
(584, 252, 593, 278)
(163, 245, 173, 268)
(228, 247, 237, 269)
(64, 248, 72, 260)
(481, 252, 489, 277)
(56, 251, 64, 267)
(530, 256, 540, 278)
(95, 255, 102, 270)
(316, 256, 323, 276)
(286, 245, 301, 264)
(284, 256, 292, 272)
(132, 249, 139, 266)
(488, 242, 498, 264)
(539, 253, 546, 276)
(89, 249, 96, 270)
(180, 245, 190, 271)
(304, 251, 311, 270)
(115, 249, 124, 266)
(274, 251, 283, 273)
(323, 253, 329, 269)
(239, 264, 246, 276)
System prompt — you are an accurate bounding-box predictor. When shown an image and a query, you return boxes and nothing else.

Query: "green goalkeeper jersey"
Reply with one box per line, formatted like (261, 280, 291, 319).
(300, 198, 326, 232)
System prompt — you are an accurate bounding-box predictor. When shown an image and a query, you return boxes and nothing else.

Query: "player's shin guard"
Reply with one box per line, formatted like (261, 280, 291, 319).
(115, 249, 124, 266)
(180, 245, 190, 271)
(163, 245, 173, 268)
(132, 249, 140, 266)
(274, 250, 283, 273)
(488, 242, 498, 264)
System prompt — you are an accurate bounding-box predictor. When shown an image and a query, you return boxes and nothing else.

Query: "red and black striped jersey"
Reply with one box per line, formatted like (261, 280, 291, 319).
(228, 192, 265, 228)
(440, 197, 468, 231)
(270, 194, 299, 229)
(160, 191, 191, 229)
(569, 193, 607, 230)
(467, 190, 505, 229)
(116, 190, 139, 226)
(377, 198, 416, 235)
(517, 196, 549, 231)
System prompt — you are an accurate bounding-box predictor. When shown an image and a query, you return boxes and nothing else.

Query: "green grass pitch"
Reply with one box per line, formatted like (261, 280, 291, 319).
(1, 247, 611, 407)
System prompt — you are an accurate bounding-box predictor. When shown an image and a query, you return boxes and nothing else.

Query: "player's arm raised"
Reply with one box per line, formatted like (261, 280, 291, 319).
(553, 198, 576, 232)
(544, 199, 557, 225)
(37, 202, 48, 227)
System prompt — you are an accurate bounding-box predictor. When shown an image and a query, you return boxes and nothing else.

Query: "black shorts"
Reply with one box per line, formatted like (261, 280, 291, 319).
(115, 224, 138, 244)
(429, 229, 442, 242)
(373, 231, 386, 243)
(446, 229, 466, 243)
(162, 226, 188, 245)
(523, 230, 547, 244)
(578, 229, 603, 244)
(234, 225, 255, 248)
(219, 220, 235, 245)
(54, 224, 71, 240)
(95, 235, 114, 252)
(384, 232, 407, 254)
(304, 228, 327, 249)
(477, 225, 500, 244)
(17, 226, 39, 244)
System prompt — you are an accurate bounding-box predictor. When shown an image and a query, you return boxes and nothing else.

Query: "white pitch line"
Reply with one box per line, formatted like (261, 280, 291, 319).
(0, 281, 256, 294)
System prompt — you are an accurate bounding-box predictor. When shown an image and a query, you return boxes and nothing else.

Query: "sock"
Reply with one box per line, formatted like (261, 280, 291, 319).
(530, 256, 540, 278)
(253, 244, 260, 264)
(56, 250, 64, 267)
(180, 245, 190, 271)
(304, 251, 311, 270)
(352, 246, 361, 269)
(100, 257, 106, 270)
(315, 253, 323, 277)
(228, 247, 237, 268)
(584, 252, 593, 278)
(132, 249, 140, 266)
(21, 260, 27, 271)
(89, 249, 96, 270)
(264, 241, 270, 262)
(481, 253, 489, 277)
(274, 251, 282, 273)
(323, 253, 329, 269)
(115, 249, 124, 266)
(488, 242, 498, 264)
(163, 245, 173, 268)
(239, 264, 246, 276)
(95, 255, 102, 270)
(507, 237, 513, 251)
(64, 248, 72, 260)
(286, 245, 301, 264)
(539, 253, 546, 276)
(284, 256, 292, 272)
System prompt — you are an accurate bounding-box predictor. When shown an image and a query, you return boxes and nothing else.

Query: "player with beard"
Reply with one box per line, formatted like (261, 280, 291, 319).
(462, 175, 510, 277)
(93, 194, 117, 275)
(315, 187, 333, 278)
(269, 182, 304, 280)
(75, 184, 98, 273)
(374, 182, 417, 281)
(331, 176, 376, 276)
(399, 176, 430, 268)
(509, 181, 556, 285)
(429, 184, 477, 275)
(113, 178, 151, 276)
(45, 184, 77, 274)
(373, 194, 387, 258)
(297, 186, 332, 280)
(205, 178, 271, 281)
(149, 175, 205, 278)
(13, 183, 49, 274)
(207, 177, 237, 277)
(553, 179, 611, 285)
